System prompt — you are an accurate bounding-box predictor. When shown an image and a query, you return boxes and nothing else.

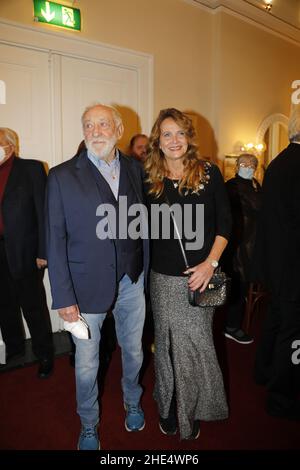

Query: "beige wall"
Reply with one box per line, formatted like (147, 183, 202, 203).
(1, 1, 300, 163)
(216, 12, 300, 158)
(0, 0, 214, 154)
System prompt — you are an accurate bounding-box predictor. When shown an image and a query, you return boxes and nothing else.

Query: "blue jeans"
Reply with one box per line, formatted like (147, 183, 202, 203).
(73, 273, 145, 427)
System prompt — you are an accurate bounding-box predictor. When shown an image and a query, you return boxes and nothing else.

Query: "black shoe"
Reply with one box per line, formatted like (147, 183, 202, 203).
(159, 393, 177, 435)
(224, 328, 254, 344)
(38, 358, 54, 379)
(184, 420, 200, 440)
(266, 400, 300, 421)
(159, 405, 177, 436)
(191, 420, 201, 439)
(159, 416, 177, 435)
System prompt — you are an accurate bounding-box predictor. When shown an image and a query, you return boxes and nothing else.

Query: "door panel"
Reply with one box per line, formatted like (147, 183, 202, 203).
(60, 56, 140, 159)
(0, 44, 52, 165)
(0, 44, 57, 340)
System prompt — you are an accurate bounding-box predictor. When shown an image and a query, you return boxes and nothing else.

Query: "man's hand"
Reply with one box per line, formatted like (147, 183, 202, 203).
(36, 258, 47, 269)
(58, 305, 80, 322)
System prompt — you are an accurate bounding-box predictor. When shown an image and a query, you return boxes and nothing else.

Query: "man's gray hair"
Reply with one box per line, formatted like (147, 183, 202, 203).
(237, 153, 258, 167)
(0, 127, 19, 155)
(288, 106, 300, 143)
(81, 103, 123, 128)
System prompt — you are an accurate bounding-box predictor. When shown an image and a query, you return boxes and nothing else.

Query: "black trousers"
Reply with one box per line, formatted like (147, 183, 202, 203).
(254, 294, 300, 408)
(0, 239, 53, 360)
(226, 273, 248, 329)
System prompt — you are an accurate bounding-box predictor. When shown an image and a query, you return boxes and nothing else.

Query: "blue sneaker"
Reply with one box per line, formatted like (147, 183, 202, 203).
(124, 403, 145, 432)
(78, 425, 100, 450)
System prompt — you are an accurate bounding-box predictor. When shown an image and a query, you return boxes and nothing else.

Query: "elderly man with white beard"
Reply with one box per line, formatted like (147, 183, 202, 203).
(46, 104, 149, 450)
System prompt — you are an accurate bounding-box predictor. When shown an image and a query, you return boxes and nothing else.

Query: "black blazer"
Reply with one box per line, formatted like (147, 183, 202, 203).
(2, 156, 47, 279)
(224, 175, 261, 282)
(253, 143, 300, 300)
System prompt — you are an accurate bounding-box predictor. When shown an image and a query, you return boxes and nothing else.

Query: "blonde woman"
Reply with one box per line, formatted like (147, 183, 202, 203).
(145, 108, 231, 439)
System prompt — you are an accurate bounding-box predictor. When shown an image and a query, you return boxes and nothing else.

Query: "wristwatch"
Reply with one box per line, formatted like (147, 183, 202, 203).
(209, 259, 219, 268)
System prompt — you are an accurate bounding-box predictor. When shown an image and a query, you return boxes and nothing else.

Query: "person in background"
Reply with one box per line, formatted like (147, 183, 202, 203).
(0, 127, 54, 378)
(253, 107, 300, 420)
(129, 134, 149, 162)
(46, 104, 149, 450)
(222, 153, 262, 344)
(145, 108, 231, 440)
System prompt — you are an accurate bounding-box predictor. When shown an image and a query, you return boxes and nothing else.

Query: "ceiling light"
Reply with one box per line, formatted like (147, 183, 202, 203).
(264, 0, 272, 12)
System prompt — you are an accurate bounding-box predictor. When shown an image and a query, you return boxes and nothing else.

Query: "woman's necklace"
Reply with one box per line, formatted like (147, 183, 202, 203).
(170, 179, 180, 189)
(168, 170, 183, 189)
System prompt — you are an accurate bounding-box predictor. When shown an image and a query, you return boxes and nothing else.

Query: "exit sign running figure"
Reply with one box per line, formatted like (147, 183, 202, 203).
(33, 1, 81, 31)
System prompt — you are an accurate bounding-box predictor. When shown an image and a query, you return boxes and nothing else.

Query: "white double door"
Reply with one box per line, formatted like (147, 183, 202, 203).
(0, 34, 150, 337)
(0, 43, 141, 164)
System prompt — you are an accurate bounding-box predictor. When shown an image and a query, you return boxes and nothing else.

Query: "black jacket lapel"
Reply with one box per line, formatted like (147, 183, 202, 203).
(119, 152, 144, 204)
(2, 156, 23, 201)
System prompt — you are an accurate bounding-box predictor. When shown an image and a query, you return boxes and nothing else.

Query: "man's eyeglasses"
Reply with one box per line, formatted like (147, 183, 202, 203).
(238, 162, 257, 169)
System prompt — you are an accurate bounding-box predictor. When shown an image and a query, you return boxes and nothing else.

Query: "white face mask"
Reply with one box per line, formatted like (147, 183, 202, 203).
(238, 167, 255, 180)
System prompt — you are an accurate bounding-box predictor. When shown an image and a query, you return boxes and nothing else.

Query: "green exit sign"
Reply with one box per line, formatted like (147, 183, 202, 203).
(33, 1, 81, 31)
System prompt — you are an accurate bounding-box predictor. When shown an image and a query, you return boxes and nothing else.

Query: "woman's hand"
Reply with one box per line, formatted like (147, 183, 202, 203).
(184, 259, 215, 292)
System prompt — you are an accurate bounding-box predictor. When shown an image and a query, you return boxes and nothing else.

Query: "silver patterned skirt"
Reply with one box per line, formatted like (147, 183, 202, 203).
(150, 270, 228, 439)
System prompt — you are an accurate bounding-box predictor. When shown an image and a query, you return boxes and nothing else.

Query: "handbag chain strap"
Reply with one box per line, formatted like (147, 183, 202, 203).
(163, 193, 190, 271)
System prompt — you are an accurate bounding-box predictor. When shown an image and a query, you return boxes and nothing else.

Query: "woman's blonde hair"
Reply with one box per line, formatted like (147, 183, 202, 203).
(144, 108, 205, 197)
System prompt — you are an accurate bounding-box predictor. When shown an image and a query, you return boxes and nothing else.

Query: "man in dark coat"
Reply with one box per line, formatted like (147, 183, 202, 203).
(46, 104, 149, 450)
(223, 153, 262, 344)
(253, 109, 300, 420)
(0, 127, 53, 378)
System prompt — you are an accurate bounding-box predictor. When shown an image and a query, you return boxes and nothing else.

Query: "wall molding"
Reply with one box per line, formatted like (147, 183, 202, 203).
(184, 0, 300, 46)
(256, 113, 289, 143)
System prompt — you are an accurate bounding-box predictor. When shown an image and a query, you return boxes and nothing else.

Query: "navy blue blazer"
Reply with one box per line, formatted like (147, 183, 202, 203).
(45, 150, 149, 313)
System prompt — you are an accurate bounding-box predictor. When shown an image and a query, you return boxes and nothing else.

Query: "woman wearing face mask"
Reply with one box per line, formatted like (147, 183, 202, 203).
(222, 153, 262, 344)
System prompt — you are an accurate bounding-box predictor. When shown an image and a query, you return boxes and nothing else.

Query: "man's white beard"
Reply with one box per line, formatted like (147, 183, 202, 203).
(86, 135, 117, 160)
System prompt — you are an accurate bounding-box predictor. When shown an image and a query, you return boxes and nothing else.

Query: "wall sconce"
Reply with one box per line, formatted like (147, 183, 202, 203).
(264, 0, 272, 12)
(240, 142, 266, 155)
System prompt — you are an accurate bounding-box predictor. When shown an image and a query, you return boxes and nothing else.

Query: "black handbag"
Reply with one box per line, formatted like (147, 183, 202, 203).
(188, 270, 228, 307)
(164, 195, 230, 308)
